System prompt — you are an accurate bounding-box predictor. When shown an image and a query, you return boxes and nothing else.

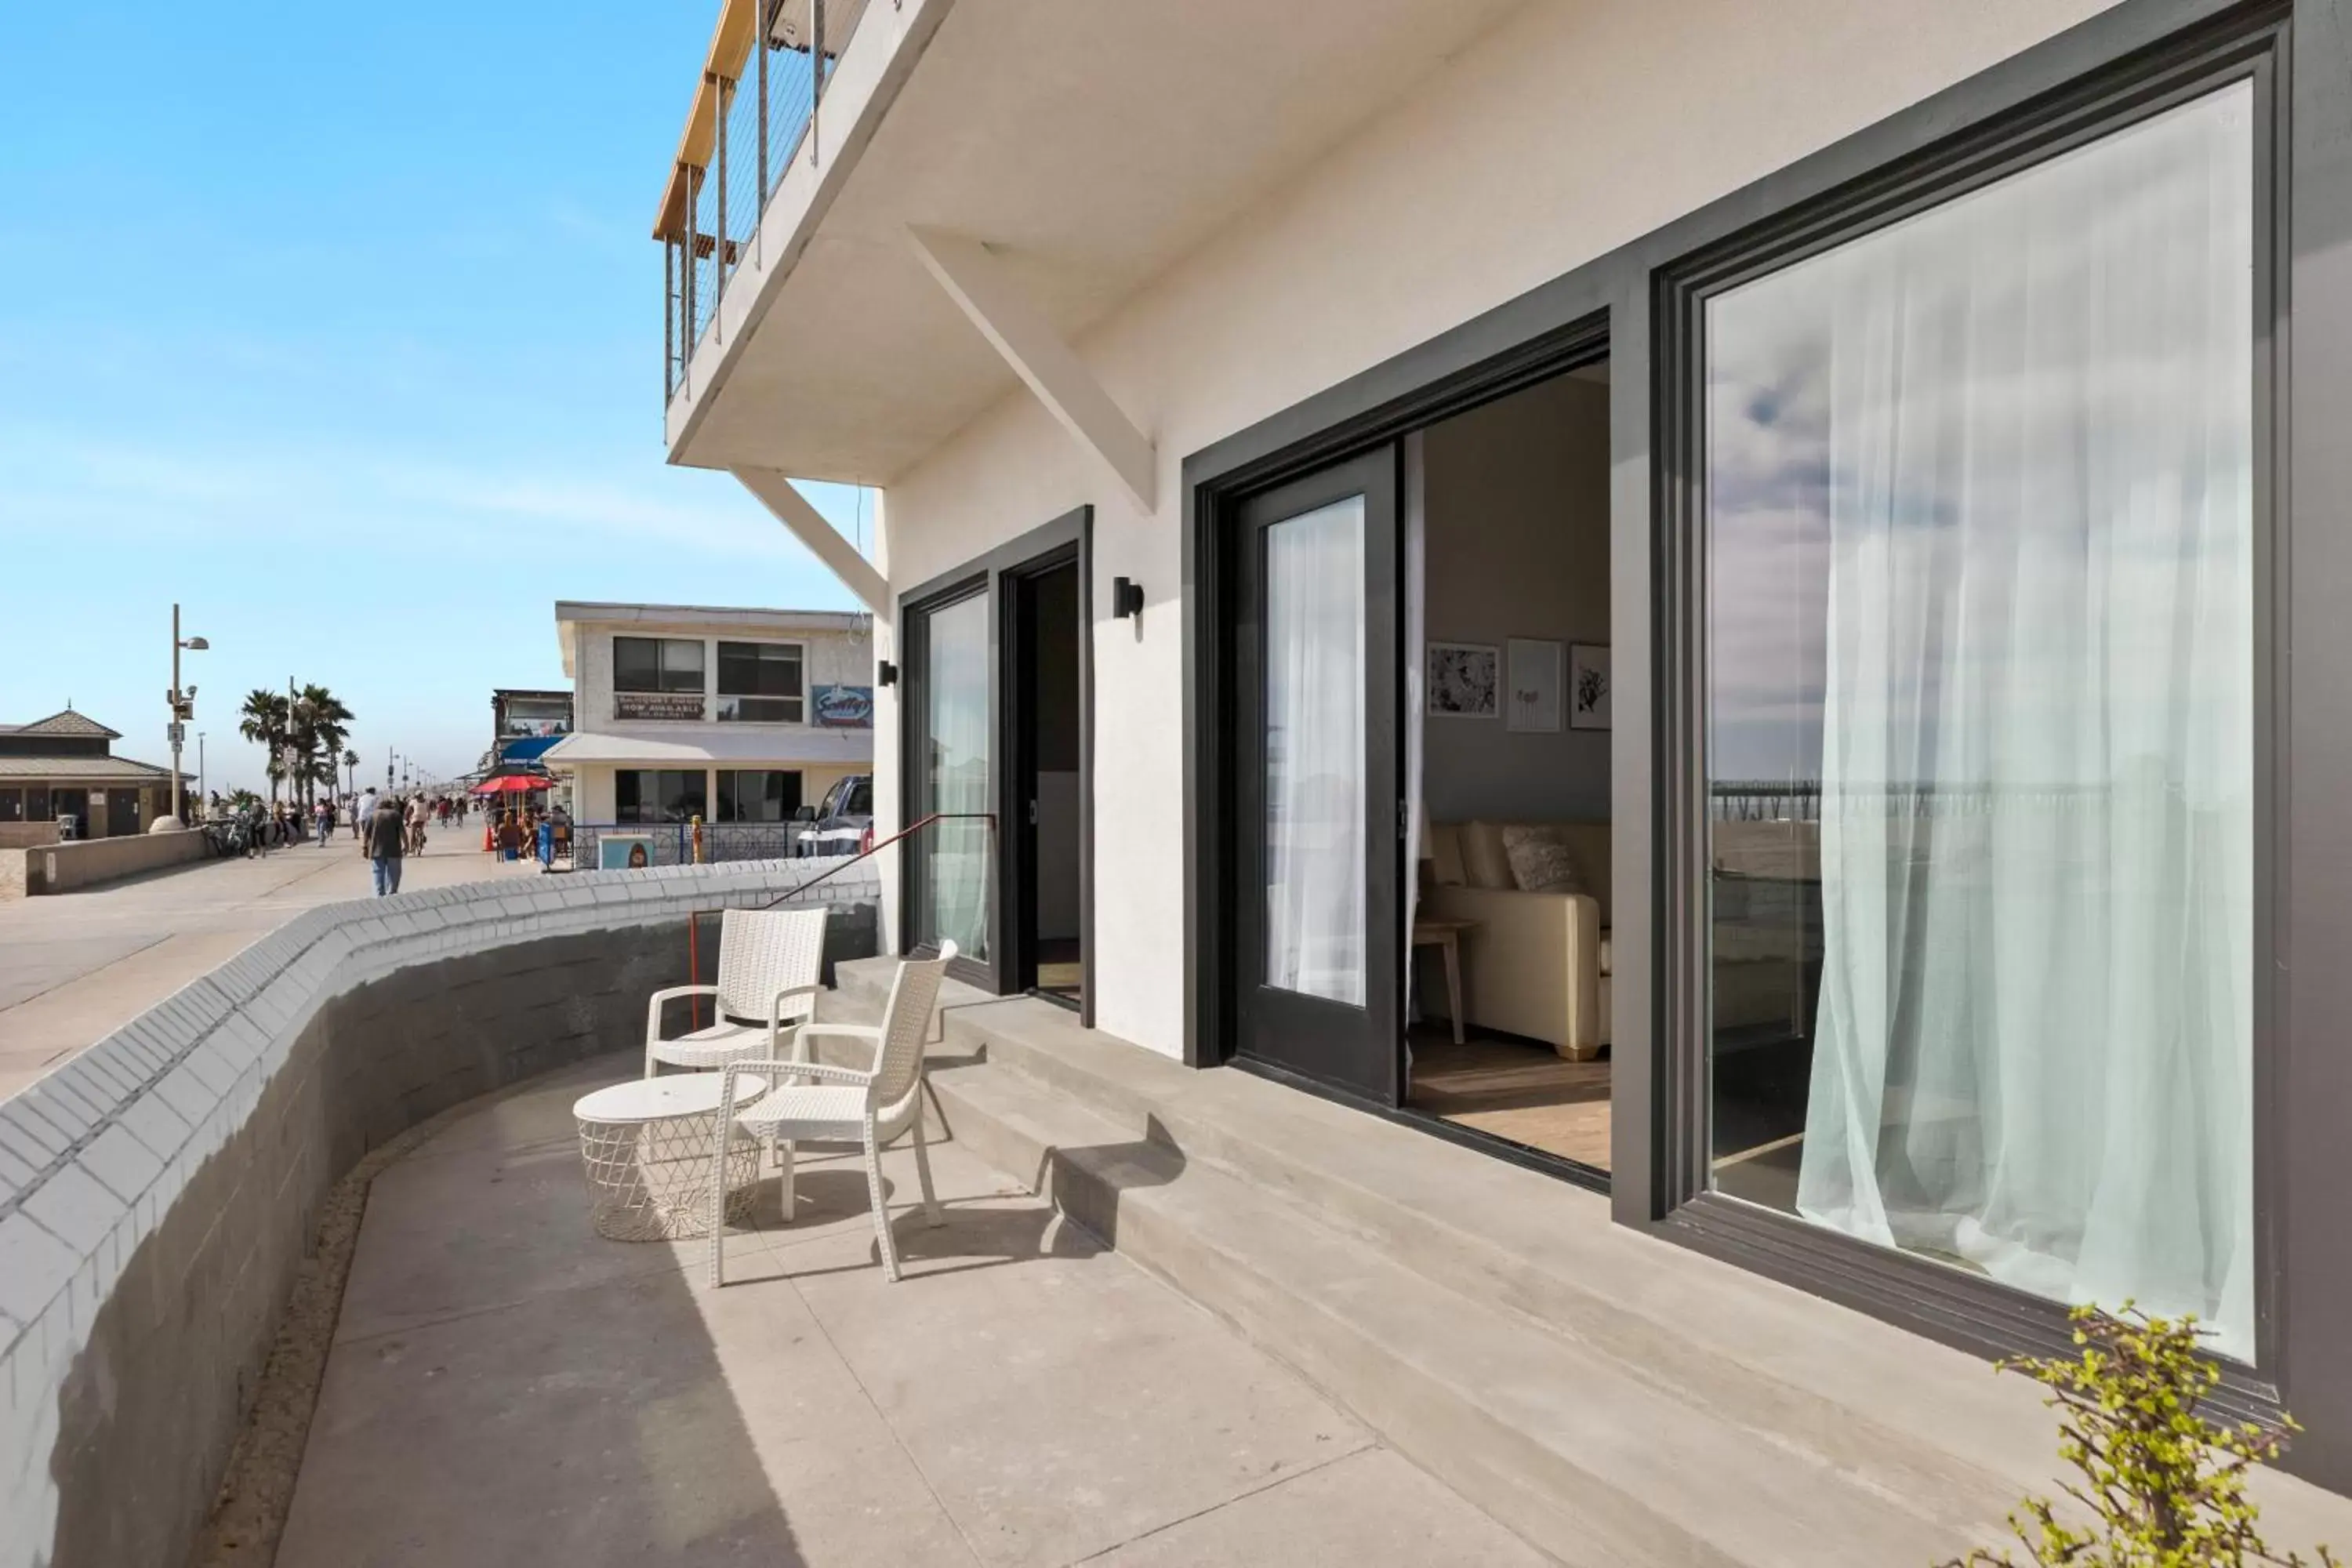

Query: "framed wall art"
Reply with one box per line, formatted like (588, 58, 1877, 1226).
(1428, 641, 1499, 718)
(1570, 643, 1611, 731)
(1506, 637, 1563, 733)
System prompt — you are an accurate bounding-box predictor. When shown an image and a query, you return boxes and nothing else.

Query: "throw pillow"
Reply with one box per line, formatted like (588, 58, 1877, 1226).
(1504, 825, 1585, 895)
(1459, 822, 1515, 890)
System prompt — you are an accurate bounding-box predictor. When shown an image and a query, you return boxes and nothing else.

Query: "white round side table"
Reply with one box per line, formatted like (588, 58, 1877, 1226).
(572, 1073, 768, 1242)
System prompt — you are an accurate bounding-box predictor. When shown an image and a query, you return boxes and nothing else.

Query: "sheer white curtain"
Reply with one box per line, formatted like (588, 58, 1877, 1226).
(1265, 498, 1367, 1004)
(1771, 87, 2255, 1352)
(926, 593, 992, 959)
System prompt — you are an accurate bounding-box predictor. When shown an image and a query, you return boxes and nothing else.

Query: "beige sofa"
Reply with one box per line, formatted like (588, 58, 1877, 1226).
(1419, 821, 1611, 1061)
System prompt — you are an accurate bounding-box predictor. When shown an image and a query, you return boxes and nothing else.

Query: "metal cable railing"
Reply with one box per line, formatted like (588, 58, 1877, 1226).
(1708, 780, 2137, 823)
(676, 809, 992, 1030)
(764, 7, 818, 209)
(664, 0, 882, 405)
(692, 154, 722, 350)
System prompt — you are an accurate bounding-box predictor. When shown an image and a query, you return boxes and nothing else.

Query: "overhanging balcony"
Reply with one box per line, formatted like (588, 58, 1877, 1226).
(653, 0, 1530, 485)
(655, 0, 880, 408)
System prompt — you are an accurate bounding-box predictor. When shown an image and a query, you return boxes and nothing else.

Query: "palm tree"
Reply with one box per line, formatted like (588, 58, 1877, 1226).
(342, 748, 360, 803)
(238, 690, 289, 804)
(289, 684, 354, 812)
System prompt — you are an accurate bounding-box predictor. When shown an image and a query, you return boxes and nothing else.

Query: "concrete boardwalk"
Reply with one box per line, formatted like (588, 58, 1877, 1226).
(277, 1051, 1549, 1567)
(0, 822, 537, 1102)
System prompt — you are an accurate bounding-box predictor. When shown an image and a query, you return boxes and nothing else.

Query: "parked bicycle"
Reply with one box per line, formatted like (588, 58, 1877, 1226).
(200, 818, 249, 858)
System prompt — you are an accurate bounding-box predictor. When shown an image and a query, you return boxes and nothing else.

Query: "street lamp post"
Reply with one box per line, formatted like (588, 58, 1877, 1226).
(197, 732, 206, 808)
(165, 604, 209, 830)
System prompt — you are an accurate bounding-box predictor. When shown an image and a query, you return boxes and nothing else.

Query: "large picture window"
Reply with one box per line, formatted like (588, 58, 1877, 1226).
(716, 641, 804, 723)
(615, 768, 707, 824)
(1700, 85, 2256, 1354)
(717, 768, 802, 822)
(613, 637, 705, 694)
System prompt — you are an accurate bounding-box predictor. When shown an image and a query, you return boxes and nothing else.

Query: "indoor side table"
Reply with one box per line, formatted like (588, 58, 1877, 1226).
(572, 1073, 768, 1242)
(1411, 917, 1481, 1045)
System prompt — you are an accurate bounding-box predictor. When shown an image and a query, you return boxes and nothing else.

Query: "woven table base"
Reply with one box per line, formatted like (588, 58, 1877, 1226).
(577, 1112, 759, 1241)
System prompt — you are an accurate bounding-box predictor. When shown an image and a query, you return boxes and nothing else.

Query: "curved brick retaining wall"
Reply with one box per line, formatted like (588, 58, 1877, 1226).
(0, 860, 877, 1568)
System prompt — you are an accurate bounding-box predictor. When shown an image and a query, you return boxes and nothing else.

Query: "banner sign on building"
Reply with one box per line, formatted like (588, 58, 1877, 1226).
(613, 692, 706, 722)
(498, 699, 573, 739)
(813, 684, 875, 729)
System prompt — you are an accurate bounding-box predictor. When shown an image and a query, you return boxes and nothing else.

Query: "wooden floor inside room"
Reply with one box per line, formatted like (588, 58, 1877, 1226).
(1035, 938, 1082, 1002)
(1406, 1025, 1611, 1171)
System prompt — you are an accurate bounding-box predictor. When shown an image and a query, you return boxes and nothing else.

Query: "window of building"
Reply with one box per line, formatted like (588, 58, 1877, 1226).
(613, 637, 706, 694)
(1698, 83, 2256, 1356)
(717, 769, 803, 822)
(615, 769, 707, 823)
(24, 786, 52, 822)
(0, 788, 20, 822)
(716, 641, 804, 723)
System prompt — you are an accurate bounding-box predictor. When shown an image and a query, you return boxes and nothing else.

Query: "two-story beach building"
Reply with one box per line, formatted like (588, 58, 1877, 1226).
(541, 601, 873, 862)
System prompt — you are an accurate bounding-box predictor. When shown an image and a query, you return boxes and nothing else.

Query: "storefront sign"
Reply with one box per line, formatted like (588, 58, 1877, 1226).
(813, 684, 874, 729)
(613, 692, 705, 722)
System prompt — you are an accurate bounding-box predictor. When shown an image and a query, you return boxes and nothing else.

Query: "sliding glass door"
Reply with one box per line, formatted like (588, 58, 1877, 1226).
(909, 588, 992, 960)
(1231, 448, 1401, 1102)
(1700, 82, 2257, 1355)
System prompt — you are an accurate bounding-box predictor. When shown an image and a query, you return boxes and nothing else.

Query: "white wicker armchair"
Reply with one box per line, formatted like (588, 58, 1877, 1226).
(644, 907, 829, 1077)
(709, 942, 956, 1287)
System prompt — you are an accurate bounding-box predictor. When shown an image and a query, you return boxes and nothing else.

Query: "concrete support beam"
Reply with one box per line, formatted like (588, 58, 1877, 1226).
(730, 467, 892, 612)
(907, 225, 1158, 515)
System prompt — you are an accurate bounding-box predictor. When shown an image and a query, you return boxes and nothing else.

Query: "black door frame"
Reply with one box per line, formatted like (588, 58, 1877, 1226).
(1227, 446, 1405, 1104)
(1183, 309, 1611, 1093)
(1181, 0, 2352, 1486)
(1000, 543, 1086, 1008)
(898, 506, 1097, 1023)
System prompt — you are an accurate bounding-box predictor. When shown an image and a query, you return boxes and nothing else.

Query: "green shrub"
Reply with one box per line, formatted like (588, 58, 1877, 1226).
(1944, 1305, 2337, 1566)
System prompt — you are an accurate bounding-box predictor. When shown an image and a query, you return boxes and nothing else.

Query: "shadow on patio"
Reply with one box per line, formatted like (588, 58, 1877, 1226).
(268, 1052, 1414, 1568)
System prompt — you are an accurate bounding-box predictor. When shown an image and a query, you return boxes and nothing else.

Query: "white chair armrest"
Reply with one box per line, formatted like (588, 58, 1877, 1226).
(723, 1059, 874, 1091)
(768, 982, 823, 1027)
(645, 984, 720, 1043)
(797, 1022, 881, 1040)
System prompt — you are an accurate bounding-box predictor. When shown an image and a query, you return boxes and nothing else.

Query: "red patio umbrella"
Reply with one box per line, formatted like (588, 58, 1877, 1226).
(470, 774, 544, 795)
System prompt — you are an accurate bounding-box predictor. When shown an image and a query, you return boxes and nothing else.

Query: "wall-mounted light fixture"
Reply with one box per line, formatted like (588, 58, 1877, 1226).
(1111, 576, 1145, 619)
(877, 659, 899, 687)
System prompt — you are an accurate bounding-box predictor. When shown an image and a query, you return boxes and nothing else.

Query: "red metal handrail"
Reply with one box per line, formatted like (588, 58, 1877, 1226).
(680, 813, 996, 1029)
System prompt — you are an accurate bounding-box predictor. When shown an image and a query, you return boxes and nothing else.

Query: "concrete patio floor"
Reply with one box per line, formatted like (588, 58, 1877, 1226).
(275, 1051, 1552, 1567)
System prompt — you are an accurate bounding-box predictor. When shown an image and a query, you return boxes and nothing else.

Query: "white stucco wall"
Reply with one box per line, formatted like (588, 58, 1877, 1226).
(871, 0, 2122, 1057)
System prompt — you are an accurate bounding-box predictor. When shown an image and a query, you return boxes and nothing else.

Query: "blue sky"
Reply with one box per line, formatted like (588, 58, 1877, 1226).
(0, 3, 865, 795)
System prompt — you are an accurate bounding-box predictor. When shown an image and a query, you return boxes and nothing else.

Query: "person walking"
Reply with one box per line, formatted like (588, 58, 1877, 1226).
(314, 796, 332, 847)
(354, 786, 377, 849)
(366, 792, 405, 896)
